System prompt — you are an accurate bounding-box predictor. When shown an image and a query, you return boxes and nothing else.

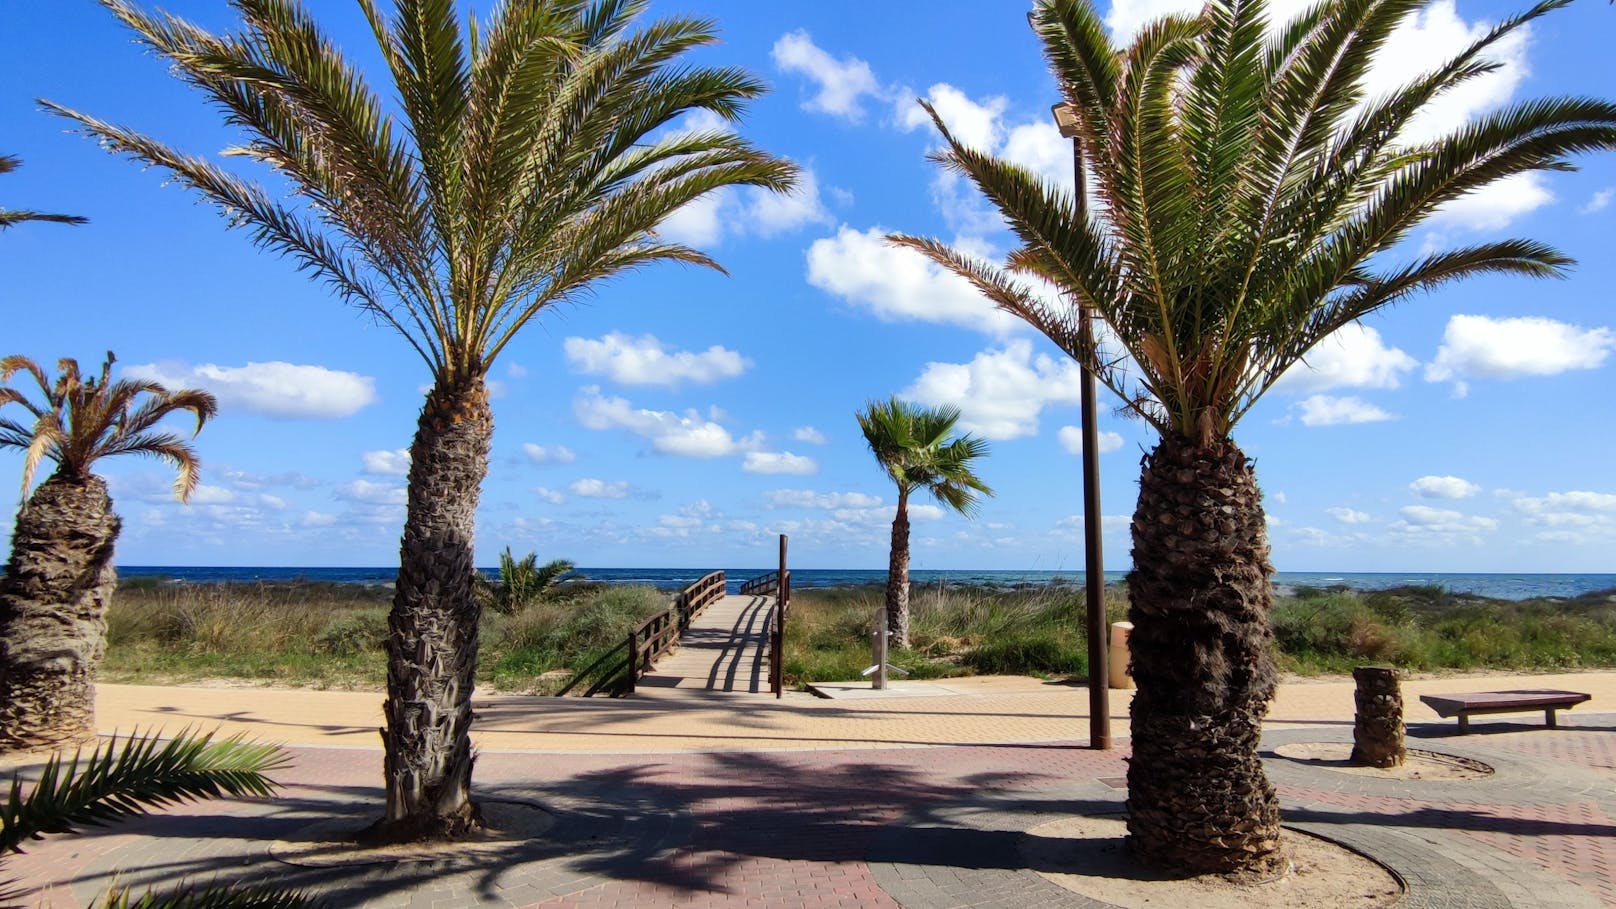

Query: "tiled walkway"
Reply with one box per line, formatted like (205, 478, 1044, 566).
(6, 672, 1616, 907)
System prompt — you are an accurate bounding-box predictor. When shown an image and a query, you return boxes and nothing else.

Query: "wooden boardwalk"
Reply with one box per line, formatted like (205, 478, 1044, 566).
(633, 593, 776, 697)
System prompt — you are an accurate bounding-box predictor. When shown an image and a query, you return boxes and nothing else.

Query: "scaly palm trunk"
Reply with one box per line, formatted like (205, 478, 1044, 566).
(373, 375, 492, 843)
(1124, 435, 1283, 875)
(886, 490, 911, 649)
(0, 473, 120, 754)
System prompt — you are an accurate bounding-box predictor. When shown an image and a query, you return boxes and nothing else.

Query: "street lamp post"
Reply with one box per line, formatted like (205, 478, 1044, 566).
(1052, 101, 1111, 751)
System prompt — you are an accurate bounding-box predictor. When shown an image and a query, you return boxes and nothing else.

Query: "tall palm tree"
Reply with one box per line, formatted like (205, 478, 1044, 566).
(0, 155, 86, 232)
(857, 397, 992, 649)
(891, 0, 1616, 874)
(0, 353, 216, 754)
(45, 0, 796, 841)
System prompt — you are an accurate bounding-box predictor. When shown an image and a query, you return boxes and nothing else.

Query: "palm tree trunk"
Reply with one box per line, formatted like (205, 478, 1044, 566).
(372, 375, 492, 843)
(886, 491, 911, 649)
(0, 473, 120, 754)
(1124, 434, 1283, 875)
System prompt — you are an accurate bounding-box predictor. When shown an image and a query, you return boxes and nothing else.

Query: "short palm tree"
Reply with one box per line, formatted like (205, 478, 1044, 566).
(0, 353, 216, 754)
(891, 0, 1616, 874)
(46, 0, 796, 841)
(0, 155, 86, 231)
(857, 398, 993, 649)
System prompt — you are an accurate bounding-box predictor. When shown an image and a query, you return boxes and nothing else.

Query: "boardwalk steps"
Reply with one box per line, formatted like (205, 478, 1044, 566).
(633, 593, 775, 697)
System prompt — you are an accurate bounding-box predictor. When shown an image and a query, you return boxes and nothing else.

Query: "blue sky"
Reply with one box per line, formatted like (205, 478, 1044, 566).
(3, 0, 1614, 572)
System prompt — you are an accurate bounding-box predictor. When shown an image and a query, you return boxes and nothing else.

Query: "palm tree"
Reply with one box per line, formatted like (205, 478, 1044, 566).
(857, 397, 993, 649)
(0, 155, 86, 232)
(2, 728, 316, 907)
(890, 0, 1616, 874)
(45, 0, 796, 841)
(0, 353, 216, 754)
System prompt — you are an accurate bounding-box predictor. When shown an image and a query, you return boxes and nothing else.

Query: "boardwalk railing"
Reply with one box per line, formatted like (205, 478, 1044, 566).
(741, 534, 791, 698)
(556, 570, 726, 697)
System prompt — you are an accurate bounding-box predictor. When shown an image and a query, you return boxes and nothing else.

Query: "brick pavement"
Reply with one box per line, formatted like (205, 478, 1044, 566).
(4, 672, 1616, 907)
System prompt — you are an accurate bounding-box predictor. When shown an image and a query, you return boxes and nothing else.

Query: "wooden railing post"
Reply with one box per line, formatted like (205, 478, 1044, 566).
(624, 630, 638, 695)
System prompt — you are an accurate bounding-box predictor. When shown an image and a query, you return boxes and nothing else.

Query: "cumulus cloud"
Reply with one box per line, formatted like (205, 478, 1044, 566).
(574, 386, 762, 458)
(792, 426, 828, 445)
(772, 30, 884, 120)
(1512, 490, 1616, 516)
(335, 479, 406, 505)
(742, 451, 818, 475)
(1276, 324, 1418, 393)
(1327, 507, 1373, 524)
(766, 489, 883, 510)
(301, 511, 339, 528)
(533, 487, 566, 505)
(903, 341, 1084, 439)
(361, 449, 410, 477)
(658, 167, 833, 247)
(806, 226, 1023, 335)
(124, 360, 377, 420)
(1582, 189, 1615, 215)
(565, 333, 749, 387)
(569, 478, 630, 499)
(1410, 475, 1481, 499)
(1056, 426, 1125, 456)
(1391, 504, 1498, 540)
(1293, 395, 1395, 426)
(522, 443, 577, 465)
(1425, 315, 1614, 393)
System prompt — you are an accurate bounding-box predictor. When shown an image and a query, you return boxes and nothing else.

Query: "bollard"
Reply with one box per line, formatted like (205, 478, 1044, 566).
(1107, 622, 1134, 690)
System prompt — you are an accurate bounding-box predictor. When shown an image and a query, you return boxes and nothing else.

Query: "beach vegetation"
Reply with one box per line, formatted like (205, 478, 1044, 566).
(889, 0, 1616, 874)
(478, 549, 577, 615)
(50, 0, 797, 842)
(0, 353, 216, 755)
(856, 398, 993, 650)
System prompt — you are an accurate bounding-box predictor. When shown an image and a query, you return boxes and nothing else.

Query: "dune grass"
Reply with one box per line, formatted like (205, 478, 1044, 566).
(101, 577, 1616, 692)
(104, 577, 668, 693)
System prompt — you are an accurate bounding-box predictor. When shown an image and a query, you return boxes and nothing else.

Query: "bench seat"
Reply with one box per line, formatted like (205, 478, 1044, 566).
(1418, 689, 1591, 734)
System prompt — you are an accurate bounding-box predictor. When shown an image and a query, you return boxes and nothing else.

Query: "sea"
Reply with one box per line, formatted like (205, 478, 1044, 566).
(117, 566, 1616, 602)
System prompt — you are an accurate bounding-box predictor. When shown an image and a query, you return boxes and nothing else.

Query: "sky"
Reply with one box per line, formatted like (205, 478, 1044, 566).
(2, 0, 1614, 573)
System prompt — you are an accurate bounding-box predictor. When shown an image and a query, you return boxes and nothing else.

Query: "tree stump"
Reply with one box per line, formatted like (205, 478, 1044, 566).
(1350, 666, 1406, 768)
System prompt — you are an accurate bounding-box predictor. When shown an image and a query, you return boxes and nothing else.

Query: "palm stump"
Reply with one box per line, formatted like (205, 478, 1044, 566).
(1351, 666, 1406, 769)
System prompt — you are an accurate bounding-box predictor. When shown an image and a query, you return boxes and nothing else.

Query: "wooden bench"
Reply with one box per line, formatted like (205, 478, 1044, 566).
(1418, 689, 1591, 734)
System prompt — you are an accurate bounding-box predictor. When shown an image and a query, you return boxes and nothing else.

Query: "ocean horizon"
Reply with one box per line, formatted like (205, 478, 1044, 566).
(117, 566, 1616, 601)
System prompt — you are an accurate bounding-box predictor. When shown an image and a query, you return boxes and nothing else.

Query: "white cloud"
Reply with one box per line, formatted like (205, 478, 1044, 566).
(899, 83, 1006, 151)
(124, 361, 377, 420)
(792, 426, 827, 445)
(1294, 395, 1395, 426)
(335, 479, 406, 505)
(522, 443, 577, 465)
(258, 494, 286, 510)
(1582, 189, 1615, 215)
(1513, 490, 1616, 515)
(806, 225, 1022, 336)
(1392, 504, 1499, 540)
(301, 511, 338, 528)
(1327, 507, 1373, 524)
(565, 333, 749, 387)
(742, 451, 818, 475)
(361, 449, 410, 477)
(1426, 315, 1614, 388)
(772, 30, 883, 120)
(1276, 324, 1418, 393)
(903, 340, 1084, 439)
(574, 386, 762, 458)
(766, 489, 883, 510)
(533, 486, 566, 505)
(747, 168, 833, 237)
(569, 478, 629, 499)
(506, 362, 528, 379)
(1427, 173, 1553, 232)
(1056, 426, 1125, 456)
(658, 191, 726, 246)
(1410, 475, 1481, 499)
(188, 484, 236, 505)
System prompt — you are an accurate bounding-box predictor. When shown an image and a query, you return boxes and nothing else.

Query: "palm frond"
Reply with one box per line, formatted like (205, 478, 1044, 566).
(95, 880, 320, 908)
(1, 729, 288, 854)
(857, 397, 993, 516)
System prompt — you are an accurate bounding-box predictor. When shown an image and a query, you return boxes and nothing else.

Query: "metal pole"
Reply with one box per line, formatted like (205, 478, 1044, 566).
(1054, 102, 1111, 750)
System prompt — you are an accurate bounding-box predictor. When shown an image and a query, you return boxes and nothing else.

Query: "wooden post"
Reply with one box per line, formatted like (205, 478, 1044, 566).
(1350, 665, 1406, 768)
(624, 630, 638, 695)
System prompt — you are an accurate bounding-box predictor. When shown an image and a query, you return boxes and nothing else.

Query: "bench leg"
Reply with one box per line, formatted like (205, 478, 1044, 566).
(1457, 714, 1470, 735)
(1547, 708, 1558, 729)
